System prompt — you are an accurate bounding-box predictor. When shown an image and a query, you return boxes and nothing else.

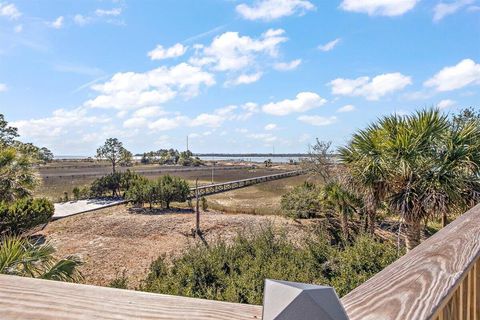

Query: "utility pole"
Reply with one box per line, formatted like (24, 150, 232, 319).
(195, 178, 200, 236)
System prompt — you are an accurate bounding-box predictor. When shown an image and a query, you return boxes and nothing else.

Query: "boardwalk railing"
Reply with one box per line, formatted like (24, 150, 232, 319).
(189, 170, 305, 198)
(1, 205, 478, 319)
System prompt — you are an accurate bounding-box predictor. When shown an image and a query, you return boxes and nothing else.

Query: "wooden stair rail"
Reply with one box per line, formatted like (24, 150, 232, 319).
(341, 203, 480, 320)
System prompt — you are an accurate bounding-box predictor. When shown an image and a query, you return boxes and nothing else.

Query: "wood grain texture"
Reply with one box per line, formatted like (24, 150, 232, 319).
(0, 275, 262, 320)
(341, 204, 480, 320)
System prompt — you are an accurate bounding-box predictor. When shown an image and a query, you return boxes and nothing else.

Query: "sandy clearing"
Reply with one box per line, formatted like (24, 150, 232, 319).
(37, 205, 313, 288)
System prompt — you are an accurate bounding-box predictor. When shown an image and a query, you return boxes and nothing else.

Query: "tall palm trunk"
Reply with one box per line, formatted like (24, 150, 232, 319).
(405, 219, 421, 251)
(441, 211, 448, 227)
(341, 211, 349, 243)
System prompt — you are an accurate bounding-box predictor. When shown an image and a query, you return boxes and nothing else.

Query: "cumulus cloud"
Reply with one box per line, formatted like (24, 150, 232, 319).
(424, 59, 480, 92)
(297, 115, 337, 126)
(86, 62, 215, 110)
(0, 2, 21, 20)
(433, 0, 474, 22)
(133, 106, 167, 118)
(329, 72, 412, 100)
(274, 59, 301, 71)
(236, 0, 315, 21)
(340, 0, 418, 16)
(49, 16, 64, 29)
(95, 8, 122, 17)
(337, 104, 356, 112)
(225, 72, 263, 86)
(318, 38, 341, 52)
(264, 123, 277, 130)
(262, 92, 327, 116)
(148, 43, 187, 60)
(437, 99, 456, 109)
(11, 107, 109, 146)
(190, 29, 287, 72)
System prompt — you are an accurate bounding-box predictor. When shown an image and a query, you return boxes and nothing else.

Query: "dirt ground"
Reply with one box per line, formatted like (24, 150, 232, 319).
(37, 205, 315, 288)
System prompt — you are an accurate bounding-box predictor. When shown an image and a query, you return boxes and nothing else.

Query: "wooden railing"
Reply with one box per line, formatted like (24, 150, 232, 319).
(1, 204, 478, 319)
(189, 170, 305, 198)
(341, 203, 480, 320)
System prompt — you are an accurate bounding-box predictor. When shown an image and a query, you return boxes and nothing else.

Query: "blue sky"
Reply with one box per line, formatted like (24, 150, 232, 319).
(0, 0, 479, 155)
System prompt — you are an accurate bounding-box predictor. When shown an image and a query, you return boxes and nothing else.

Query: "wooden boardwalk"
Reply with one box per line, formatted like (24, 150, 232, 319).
(188, 170, 305, 199)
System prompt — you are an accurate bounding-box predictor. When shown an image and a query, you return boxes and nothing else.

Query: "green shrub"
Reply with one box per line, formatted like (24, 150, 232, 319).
(109, 270, 129, 289)
(72, 187, 80, 200)
(329, 235, 399, 296)
(0, 198, 54, 235)
(141, 227, 398, 303)
(281, 182, 322, 219)
(143, 227, 330, 304)
(201, 197, 208, 211)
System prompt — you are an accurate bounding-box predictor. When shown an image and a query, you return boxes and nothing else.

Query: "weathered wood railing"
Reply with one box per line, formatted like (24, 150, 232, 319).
(188, 170, 305, 198)
(1, 204, 478, 319)
(341, 203, 480, 320)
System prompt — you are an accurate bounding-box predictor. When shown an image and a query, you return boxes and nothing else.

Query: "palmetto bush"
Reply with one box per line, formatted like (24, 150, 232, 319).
(0, 235, 82, 282)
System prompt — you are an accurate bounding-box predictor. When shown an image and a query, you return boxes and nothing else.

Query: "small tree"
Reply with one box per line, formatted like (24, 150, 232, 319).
(157, 175, 190, 209)
(281, 182, 322, 219)
(96, 138, 132, 173)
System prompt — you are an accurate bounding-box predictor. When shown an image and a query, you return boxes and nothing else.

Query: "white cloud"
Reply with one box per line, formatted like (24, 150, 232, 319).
(95, 8, 122, 17)
(225, 72, 263, 86)
(123, 117, 147, 129)
(264, 123, 277, 130)
(190, 29, 287, 72)
(86, 62, 215, 110)
(329, 72, 412, 100)
(274, 59, 301, 71)
(133, 106, 167, 118)
(0, 83, 7, 92)
(437, 99, 456, 109)
(433, 0, 474, 22)
(340, 0, 418, 16)
(148, 43, 187, 60)
(424, 59, 480, 92)
(0, 2, 21, 20)
(297, 115, 337, 126)
(262, 92, 327, 116)
(337, 104, 356, 112)
(50, 16, 64, 29)
(11, 108, 109, 143)
(236, 0, 315, 21)
(148, 116, 186, 131)
(247, 133, 277, 143)
(318, 38, 341, 52)
(74, 14, 90, 26)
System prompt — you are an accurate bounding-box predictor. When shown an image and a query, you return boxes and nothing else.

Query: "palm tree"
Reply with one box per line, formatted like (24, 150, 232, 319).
(320, 181, 361, 243)
(0, 235, 83, 282)
(0, 147, 38, 202)
(421, 118, 480, 226)
(339, 125, 388, 235)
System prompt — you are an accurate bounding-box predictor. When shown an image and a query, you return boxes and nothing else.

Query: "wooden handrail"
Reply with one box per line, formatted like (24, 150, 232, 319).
(0, 275, 262, 319)
(341, 203, 480, 320)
